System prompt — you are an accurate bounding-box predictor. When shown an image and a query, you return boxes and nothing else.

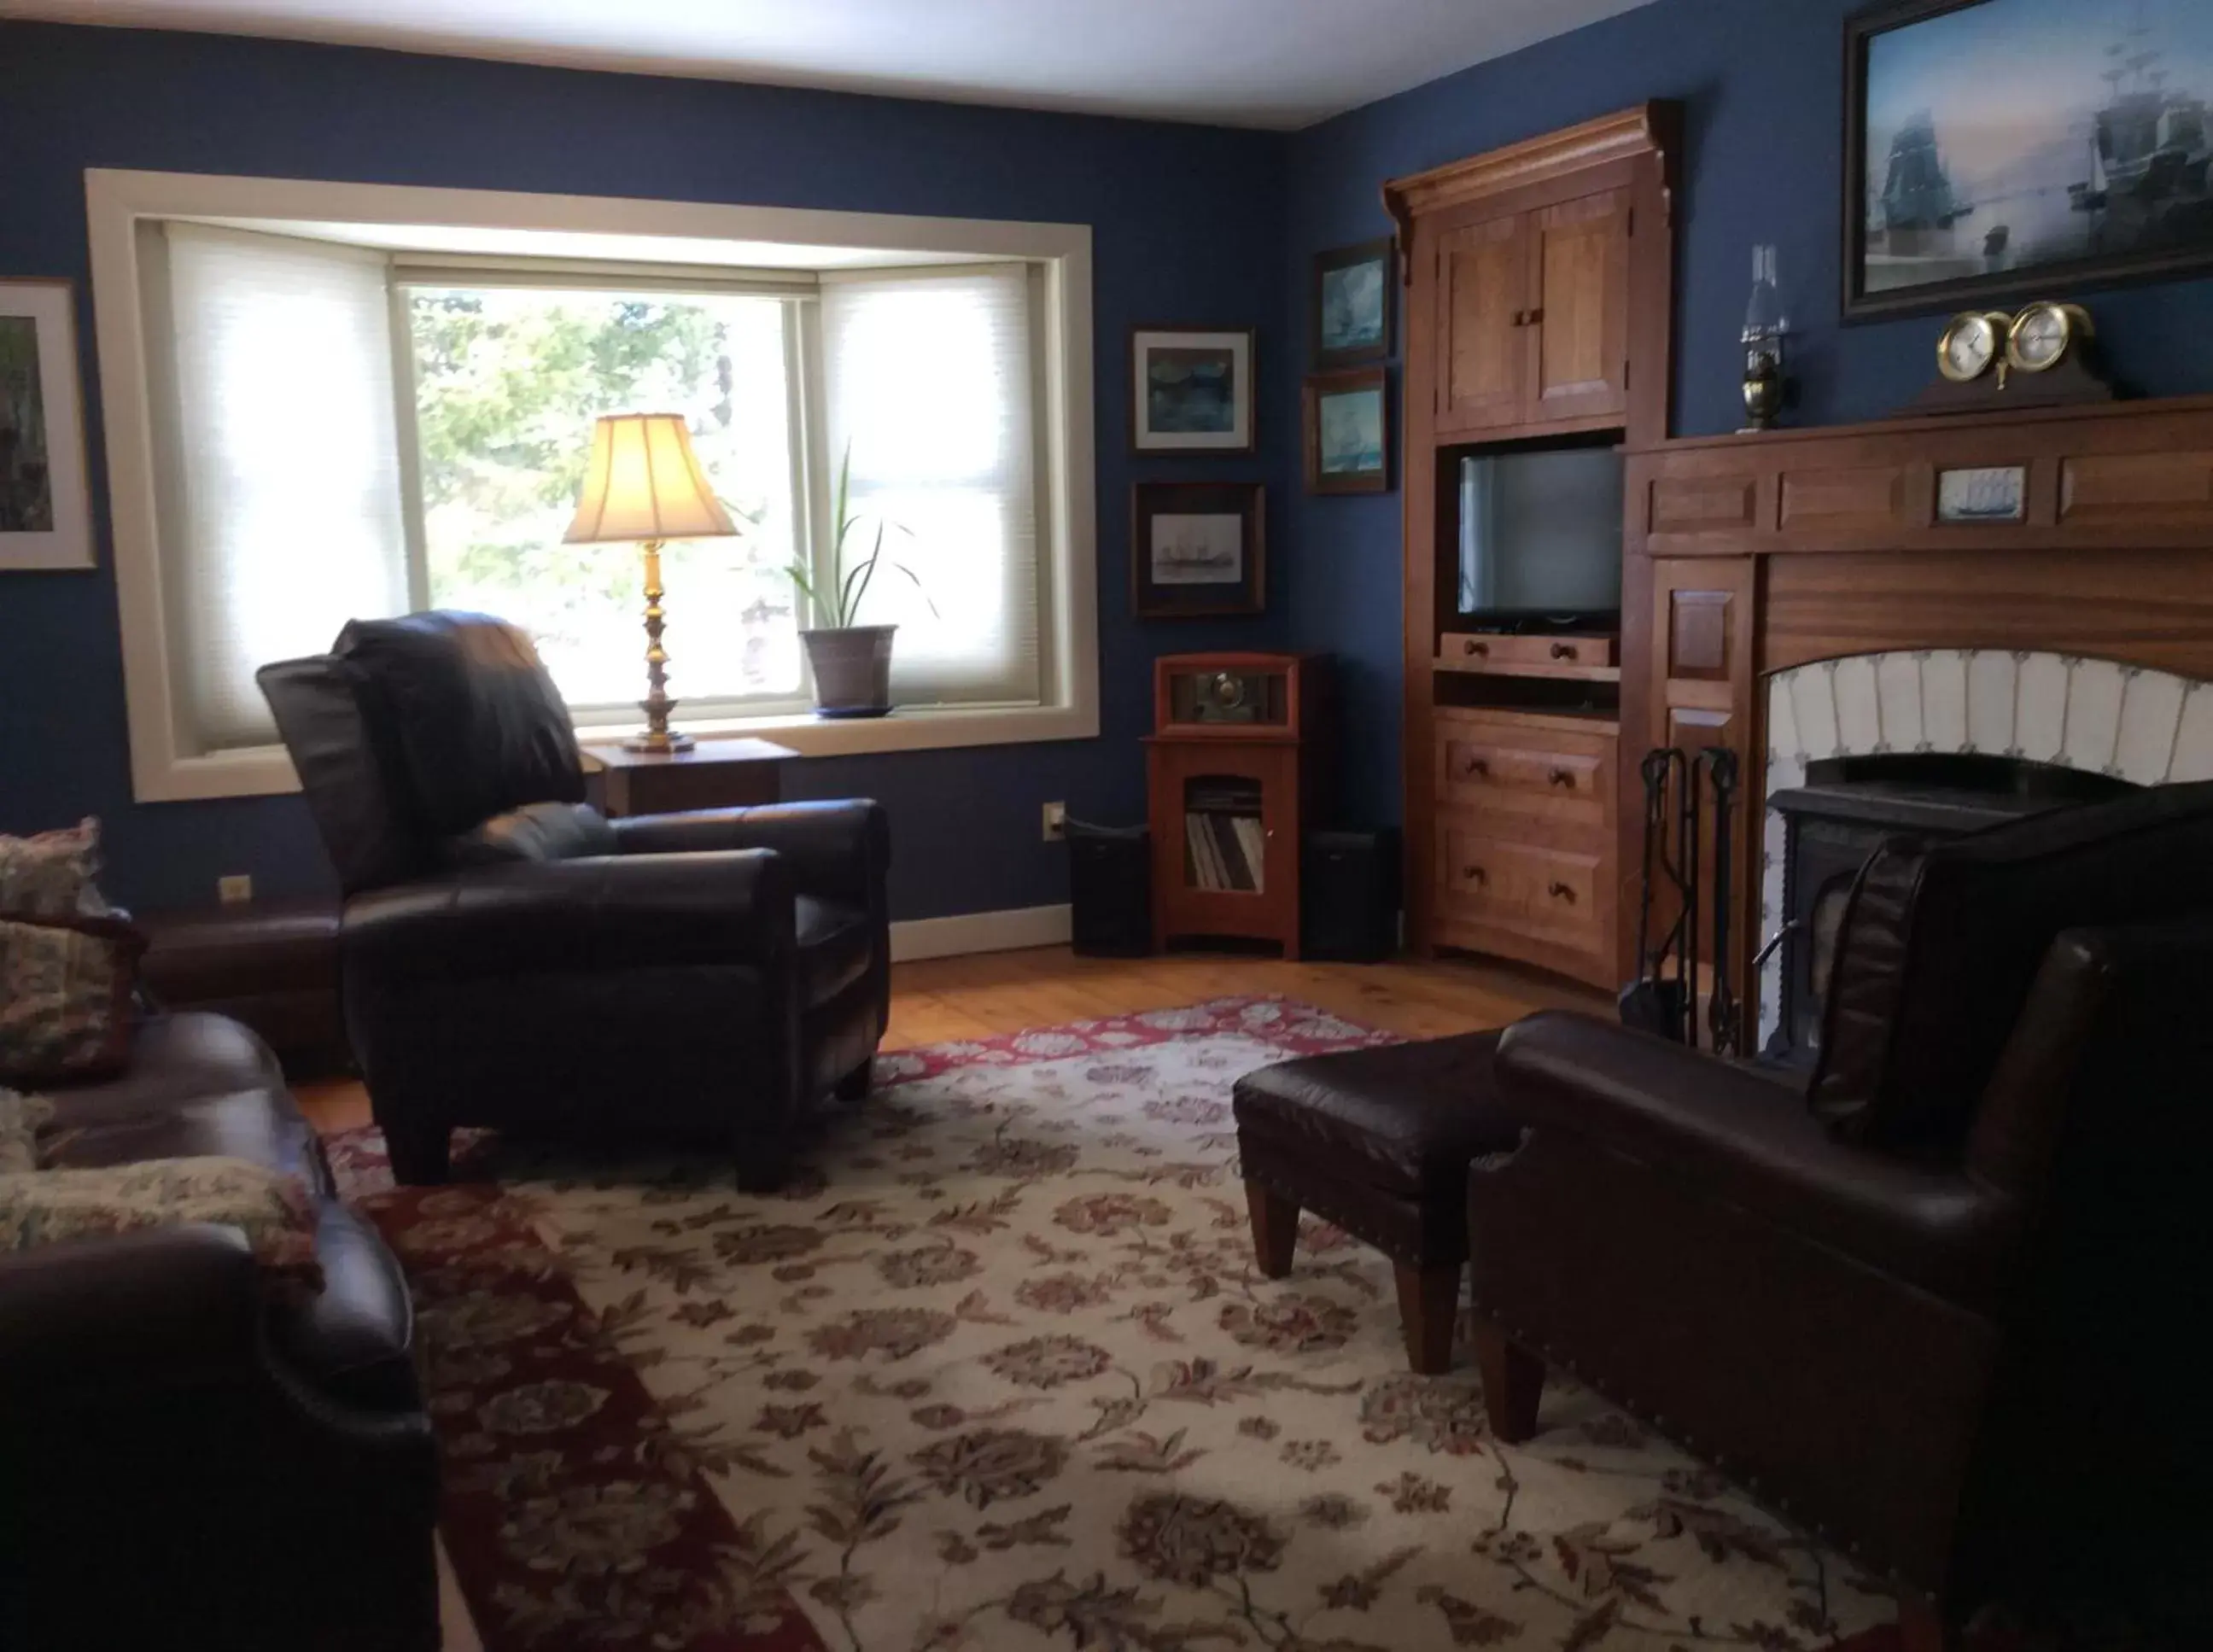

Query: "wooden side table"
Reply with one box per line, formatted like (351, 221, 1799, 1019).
(581, 738, 800, 818)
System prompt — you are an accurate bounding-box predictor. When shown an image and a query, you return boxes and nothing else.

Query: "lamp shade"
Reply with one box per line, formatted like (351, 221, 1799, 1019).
(563, 413, 738, 545)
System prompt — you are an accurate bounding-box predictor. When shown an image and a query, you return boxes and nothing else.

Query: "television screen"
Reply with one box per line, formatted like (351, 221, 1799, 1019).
(1457, 446, 1624, 622)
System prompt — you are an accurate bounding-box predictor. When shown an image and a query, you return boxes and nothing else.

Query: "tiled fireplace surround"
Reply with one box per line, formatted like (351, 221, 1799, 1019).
(1755, 650, 2213, 1043)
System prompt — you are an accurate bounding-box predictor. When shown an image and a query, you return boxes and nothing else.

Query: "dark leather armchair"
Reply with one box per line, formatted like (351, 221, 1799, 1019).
(1470, 781, 2213, 1643)
(258, 612, 890, 1189)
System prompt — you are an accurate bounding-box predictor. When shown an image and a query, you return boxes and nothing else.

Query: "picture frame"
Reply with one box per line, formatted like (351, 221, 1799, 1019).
(1843, 0, 2213, 319)
(1302, 368, 1389, 495)
(1130, 326, 1255, 454)
(1130, 482, 1264, 619)
(0, 279, 94, 571)
(1310, 237, 1395, 367)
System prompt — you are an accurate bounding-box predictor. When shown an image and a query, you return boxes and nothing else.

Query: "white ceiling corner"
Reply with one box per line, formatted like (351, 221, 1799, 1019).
(3, 0, 1659, 130)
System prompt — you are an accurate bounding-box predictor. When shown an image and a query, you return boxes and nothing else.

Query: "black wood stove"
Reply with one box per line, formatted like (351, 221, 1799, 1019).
(1764, 753, 2135, 1065)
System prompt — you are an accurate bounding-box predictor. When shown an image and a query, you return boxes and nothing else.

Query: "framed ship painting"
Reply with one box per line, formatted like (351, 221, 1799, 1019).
(1844, 0, 2213, 318)
(1130, 482, 1264, 618)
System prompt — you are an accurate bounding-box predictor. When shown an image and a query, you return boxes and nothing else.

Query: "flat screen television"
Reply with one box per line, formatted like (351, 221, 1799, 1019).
(1455, 444, 1624, 629)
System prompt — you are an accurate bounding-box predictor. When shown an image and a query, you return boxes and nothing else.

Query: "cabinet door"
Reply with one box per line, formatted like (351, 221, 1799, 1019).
(1433, 213, 1529, 436)
(1528, 189, 1631, 425)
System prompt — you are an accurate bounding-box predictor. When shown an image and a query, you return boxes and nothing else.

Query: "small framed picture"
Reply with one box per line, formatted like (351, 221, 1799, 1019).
(1303, 368, 1389, 495)
(1311, 238, 1394, 368)
(0, 279, 94, 571)
(1131, 482, 1264, 618)
(1130, 326, 1254, 454)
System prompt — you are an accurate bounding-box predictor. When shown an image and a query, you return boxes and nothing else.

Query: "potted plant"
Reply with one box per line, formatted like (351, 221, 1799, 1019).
(787, 447, 931, 718)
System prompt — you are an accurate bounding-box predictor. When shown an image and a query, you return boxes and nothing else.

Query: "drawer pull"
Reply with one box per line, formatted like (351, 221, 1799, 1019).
(1548, 881, 1576, 902)
(1550, 641, 1576, 661)
(1463, 866, 1487, 885)
(1463, 756, 1490, 778)
(1548, 768, 1575, 787)
(1462, 638, 1488, 657)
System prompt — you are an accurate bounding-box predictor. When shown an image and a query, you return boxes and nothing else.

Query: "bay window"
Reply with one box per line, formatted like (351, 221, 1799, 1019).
(88, 170, 1098, 801)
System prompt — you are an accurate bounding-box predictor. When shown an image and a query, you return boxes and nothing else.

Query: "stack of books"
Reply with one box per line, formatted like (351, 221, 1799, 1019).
(1183, 781, 1266, 893)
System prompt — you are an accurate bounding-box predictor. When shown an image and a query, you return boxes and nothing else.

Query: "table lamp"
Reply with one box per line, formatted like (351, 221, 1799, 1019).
(564, 412, 738, 752)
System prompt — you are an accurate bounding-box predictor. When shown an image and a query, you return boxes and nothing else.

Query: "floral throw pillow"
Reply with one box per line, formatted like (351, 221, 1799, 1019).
(0, 1089, 55, 1174)
(0, 1156, 323, 1299)
(0, 819, 103, 918)
(0, 915, 146, 1086)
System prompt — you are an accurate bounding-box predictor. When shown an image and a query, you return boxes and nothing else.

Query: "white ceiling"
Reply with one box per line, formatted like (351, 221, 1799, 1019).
(5, 0, 1656, 130)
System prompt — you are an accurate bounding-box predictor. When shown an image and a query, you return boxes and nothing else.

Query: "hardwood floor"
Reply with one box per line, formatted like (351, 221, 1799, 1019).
(294, 945, 1606, 1132)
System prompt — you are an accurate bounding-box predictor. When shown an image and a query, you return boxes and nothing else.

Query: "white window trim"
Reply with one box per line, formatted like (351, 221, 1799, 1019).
(85, 167, 1099, 803)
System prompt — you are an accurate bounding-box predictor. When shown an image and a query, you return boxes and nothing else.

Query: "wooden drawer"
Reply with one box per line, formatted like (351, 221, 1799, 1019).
(1435, 733, 1608, 824)
(1433, 712, 1614, 826)
(1439, 632, 1617, 669)
(1435, 825, 1603, 946)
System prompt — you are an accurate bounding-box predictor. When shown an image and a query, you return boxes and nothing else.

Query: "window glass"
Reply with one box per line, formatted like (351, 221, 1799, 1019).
(405, 287, 800, 709)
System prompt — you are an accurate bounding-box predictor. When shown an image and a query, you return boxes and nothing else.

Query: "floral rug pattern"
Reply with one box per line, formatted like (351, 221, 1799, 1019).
(342, 997, 1901, 1651)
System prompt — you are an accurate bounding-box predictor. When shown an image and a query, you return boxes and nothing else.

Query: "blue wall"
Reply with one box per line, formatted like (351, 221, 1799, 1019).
(0, 20, 1296, 918)
(10, 3, 2213, 914)
(1281, 0, 2213, 830)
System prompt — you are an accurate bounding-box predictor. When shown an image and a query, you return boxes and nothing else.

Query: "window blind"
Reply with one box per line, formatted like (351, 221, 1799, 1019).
(149, 221, 410, 753)
(820, 264, 1042, 707)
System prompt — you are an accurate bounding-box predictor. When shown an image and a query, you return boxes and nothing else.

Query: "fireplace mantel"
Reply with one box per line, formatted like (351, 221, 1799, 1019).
(1616, 392, 2213, 997)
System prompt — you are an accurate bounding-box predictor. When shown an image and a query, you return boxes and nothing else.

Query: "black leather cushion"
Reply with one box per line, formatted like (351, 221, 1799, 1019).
(1813, 779, 2213, 1149)
(796, 896, 871, 1007)
(445, 801, 617, 868)
(336, 612, 585, 841)
(1233, 1031, 1518, 1201)
(257, 656, 429, 894)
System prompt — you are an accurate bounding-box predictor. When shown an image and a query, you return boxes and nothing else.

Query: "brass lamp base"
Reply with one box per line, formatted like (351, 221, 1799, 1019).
(628, 536, 692, 755)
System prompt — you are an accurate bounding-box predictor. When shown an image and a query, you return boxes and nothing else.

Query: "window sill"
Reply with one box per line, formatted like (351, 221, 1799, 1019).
(141, 700, 1100, 803)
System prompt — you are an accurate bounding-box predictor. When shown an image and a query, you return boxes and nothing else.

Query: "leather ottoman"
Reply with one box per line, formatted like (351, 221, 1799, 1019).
(1232, 1030, 1518, 1374)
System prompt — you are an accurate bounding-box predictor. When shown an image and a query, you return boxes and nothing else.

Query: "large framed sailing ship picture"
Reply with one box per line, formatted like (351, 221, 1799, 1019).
(1845, 0, 2213, 318)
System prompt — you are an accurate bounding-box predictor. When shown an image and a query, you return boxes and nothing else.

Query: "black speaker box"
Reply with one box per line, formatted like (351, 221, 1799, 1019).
(1301, 828, 1400, 962)
(1066, 820, 1152, 956)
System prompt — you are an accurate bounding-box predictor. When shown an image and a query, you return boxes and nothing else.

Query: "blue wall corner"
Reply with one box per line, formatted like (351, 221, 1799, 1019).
(0, 20, 1299, 919)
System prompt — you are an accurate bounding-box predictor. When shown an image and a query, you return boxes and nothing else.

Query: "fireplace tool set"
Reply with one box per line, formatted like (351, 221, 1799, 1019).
(1620, 745, 1745, 1055)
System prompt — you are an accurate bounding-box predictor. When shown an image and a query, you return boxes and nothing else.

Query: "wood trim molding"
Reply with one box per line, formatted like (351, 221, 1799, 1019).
(1382, 102, 1677, 260)
(890, 904, 1072, 963)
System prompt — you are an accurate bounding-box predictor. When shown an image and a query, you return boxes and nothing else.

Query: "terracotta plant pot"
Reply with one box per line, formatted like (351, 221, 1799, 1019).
(801, 624, 897, 718)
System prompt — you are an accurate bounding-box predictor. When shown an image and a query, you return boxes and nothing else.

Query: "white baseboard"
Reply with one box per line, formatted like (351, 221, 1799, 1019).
(890, 903, 1073, 964)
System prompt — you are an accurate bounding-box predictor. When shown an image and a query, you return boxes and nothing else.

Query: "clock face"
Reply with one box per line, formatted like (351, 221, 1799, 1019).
(1937, 312, 2000, 382)
(2007, 302, 2076, 372)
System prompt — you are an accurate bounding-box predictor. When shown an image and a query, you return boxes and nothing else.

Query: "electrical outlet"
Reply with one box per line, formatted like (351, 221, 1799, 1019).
(1042, 801, 1067, 842)
(217, 873, 253, 905)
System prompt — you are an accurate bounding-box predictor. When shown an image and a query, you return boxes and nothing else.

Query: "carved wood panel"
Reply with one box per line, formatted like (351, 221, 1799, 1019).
(1778, 464, 1913, 533)
(2059, 451, 2213, 531)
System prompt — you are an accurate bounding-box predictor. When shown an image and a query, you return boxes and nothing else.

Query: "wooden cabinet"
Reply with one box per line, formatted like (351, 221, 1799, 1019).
(1390, 105, 1676, 991)
(1435, 214, 1530, 435)
(1433, 189, 1631, 439)
(1428, 708, 1619, 985)
(1146, 653, 1329, 960)
(1530, 189, 1632, 425)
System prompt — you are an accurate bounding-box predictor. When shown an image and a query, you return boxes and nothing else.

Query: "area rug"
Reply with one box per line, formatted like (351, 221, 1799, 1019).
(337, 997, 1916, 1652)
